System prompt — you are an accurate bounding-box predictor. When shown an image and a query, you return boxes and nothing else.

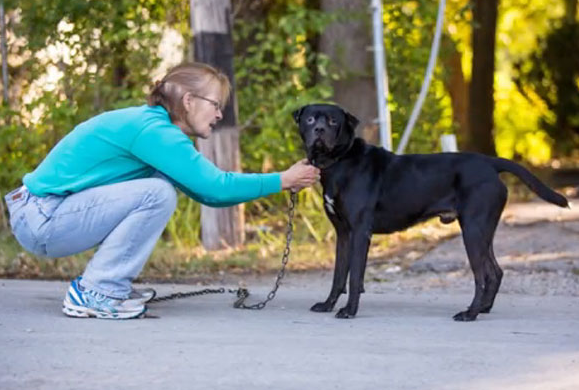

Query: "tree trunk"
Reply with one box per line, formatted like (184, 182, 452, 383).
(190, 0, 244, 250)
(466, 0, 498, 155)
(319, 0, 379, 143)
(442, 34, 469, 150)
(564, 0, 577, 24)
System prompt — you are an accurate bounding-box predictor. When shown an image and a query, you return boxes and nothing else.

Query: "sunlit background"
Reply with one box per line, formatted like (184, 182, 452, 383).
(0, 0, 578, 275)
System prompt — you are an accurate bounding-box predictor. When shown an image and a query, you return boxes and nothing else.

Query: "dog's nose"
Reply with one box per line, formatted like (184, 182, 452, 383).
(314, 127, 325, 135)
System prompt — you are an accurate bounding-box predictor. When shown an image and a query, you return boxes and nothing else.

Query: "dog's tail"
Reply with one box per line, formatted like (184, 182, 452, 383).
(490, 157, 569, 208)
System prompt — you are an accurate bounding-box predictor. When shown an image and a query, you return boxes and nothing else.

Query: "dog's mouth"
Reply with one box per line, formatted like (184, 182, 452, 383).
(312, 138, 328, 149)
(308, 139, 331, 168)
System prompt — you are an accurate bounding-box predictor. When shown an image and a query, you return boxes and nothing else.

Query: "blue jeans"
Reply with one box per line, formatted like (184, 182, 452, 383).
(4, 176, 177, 299)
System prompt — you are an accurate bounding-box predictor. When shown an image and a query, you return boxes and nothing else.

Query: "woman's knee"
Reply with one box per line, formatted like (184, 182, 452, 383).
(146, 178, 178, 213)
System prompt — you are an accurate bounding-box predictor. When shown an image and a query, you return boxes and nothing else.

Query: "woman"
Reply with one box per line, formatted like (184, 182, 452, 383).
(4, 62, 320, 320)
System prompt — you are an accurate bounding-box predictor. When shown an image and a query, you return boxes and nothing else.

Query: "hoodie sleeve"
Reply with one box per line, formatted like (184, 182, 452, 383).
(130, 117, 281, 207)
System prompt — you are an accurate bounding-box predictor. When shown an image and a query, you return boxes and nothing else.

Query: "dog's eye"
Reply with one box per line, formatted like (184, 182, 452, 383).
(328, 118, 337, 126)
(306, 117, 315, 125)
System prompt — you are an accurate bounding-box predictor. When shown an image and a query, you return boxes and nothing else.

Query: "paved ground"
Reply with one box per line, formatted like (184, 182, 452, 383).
(1, 277, 578, 390)
(1, 200, 579, 390)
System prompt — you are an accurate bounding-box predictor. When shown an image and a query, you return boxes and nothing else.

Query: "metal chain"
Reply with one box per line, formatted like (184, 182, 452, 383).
(149, 190, 297, 310)
(233, 190, 296, 309)
(149, 287, 239, 303)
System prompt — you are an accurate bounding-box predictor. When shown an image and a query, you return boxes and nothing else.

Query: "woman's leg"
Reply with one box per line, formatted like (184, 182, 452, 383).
(45, 177, 177, 299)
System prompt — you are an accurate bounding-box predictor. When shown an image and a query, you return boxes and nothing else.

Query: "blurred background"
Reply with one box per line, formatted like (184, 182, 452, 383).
(0, 0, 577, 281)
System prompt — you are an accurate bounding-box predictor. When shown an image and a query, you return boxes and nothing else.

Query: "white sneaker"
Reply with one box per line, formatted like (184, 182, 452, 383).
(62, 277, 146, 319)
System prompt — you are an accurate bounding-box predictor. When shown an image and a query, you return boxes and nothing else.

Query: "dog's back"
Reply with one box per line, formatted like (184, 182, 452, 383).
(348, 142, 568, 232)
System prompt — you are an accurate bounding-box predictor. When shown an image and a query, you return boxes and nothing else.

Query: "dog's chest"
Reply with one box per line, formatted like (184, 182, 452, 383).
(323, 184, 341, 216)
(324, 193, 336, 215)
(321, 178, 341, 216)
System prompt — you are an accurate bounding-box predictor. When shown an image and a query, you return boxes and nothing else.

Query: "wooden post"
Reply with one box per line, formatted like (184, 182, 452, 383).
(190, 0, 244, 250)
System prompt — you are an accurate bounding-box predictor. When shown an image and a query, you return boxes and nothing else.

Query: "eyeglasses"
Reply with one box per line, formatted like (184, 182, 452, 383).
(192, 94, 222, 111)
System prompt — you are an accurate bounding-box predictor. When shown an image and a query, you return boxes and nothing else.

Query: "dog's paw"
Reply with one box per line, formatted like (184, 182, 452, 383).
(452, 310, 478, 322)
(335, 307, 356, 319)
(310, 301, 334, 312)
(479, 306, 492, 314)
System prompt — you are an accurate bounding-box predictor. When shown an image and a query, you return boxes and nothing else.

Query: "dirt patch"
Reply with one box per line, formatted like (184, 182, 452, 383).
(363, 200, 579, 297)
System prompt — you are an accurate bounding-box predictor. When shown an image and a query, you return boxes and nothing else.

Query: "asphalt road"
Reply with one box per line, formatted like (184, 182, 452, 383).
(1, 278, 578, 390)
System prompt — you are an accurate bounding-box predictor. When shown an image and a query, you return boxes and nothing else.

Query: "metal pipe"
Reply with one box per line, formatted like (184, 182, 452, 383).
(370, 0, 392, 151)
(396, 0, 446, 154)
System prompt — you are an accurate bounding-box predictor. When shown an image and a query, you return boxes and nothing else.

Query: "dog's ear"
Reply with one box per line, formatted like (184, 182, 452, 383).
(292, 106, 305, 124)
(344, 110, 360, 131)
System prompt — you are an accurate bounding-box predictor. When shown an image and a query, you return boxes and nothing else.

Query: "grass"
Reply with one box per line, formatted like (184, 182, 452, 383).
(1, 180, 565, 283)
(0, 214, 461, 283)
(0, 232, 94, 279)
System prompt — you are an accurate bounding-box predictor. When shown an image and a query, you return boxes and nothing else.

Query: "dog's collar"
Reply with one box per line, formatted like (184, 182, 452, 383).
(311, 137, 356, 170)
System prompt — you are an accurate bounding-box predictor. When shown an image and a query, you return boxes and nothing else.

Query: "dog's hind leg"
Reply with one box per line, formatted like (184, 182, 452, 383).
(454, 182, 507, 321)
(479, 245, 503, 313)
(479, 184, 507, 313)
(453, 221, 487, 321)
(359, 248, 369, 294)
(311, 230, 350, 312)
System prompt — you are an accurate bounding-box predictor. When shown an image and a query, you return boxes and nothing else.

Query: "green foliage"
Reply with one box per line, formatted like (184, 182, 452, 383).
(0, 106, 44, 192)
(12, 0, 163, 110)
(1, 0, 165, 194)
(233, 3, 336, 174)
(2, 0, 577, 265)
(164, 193, 202, 248)
(480, 0, 578, 163)
(512, 20, 579, 155)
(383, 0, 455, 152)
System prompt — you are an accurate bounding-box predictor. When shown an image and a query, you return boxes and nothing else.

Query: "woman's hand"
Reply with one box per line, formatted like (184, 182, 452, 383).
(280, 159, 321, 191)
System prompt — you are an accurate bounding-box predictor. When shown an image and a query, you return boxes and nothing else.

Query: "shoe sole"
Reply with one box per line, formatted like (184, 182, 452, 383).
(139, 291, 156, 304)
(128, 289, 156, 304)
(62, 299, 147, 320)
(145, 290, 156, 303)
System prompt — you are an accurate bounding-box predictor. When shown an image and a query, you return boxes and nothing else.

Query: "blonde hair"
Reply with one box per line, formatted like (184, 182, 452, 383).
(148, 62, 231, 122)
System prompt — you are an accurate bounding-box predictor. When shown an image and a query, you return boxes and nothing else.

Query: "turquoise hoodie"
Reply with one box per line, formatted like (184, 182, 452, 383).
(23, 105, 281, 207)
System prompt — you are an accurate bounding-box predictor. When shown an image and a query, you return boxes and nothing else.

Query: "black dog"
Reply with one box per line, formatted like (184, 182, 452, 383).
(293, 103, 569, 321)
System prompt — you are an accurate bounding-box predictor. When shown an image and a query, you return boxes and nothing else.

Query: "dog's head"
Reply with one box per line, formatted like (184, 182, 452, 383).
(292, 104, 359, 168)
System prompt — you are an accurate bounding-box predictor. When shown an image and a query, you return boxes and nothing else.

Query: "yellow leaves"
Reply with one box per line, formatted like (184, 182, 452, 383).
(401, 2, 418, 17)
(490, 0, 576, 164)
(288, 34, 306, 74)
(407, 28, 422, 47)
(447, 23, 458, 35)
(519, 132, 552, 165)
(494, 73, 552, 165)
(497, 0, 565, 59)
(294, 33, 306, 44)
(292, 73, 305, 91)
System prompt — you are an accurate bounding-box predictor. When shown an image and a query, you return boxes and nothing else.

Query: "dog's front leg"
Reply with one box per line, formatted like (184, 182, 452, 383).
(336, 229, 371, 319)
(311, 229, 349, 312)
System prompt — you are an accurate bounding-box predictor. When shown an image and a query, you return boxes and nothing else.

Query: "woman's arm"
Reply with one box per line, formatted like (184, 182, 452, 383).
(130, 120, 317, 206)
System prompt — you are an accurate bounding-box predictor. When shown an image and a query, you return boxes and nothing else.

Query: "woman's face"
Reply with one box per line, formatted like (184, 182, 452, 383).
(179, 82, 224, 139)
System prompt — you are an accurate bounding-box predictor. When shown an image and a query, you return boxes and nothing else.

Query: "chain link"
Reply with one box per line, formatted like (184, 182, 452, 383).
(149, 191, 297, 310)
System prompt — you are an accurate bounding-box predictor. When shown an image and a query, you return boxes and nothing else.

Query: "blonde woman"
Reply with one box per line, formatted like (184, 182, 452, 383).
(4, 62, 320, 319)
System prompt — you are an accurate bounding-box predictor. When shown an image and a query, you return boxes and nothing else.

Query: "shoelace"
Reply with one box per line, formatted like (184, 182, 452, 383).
(88, 290, 109, 303)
